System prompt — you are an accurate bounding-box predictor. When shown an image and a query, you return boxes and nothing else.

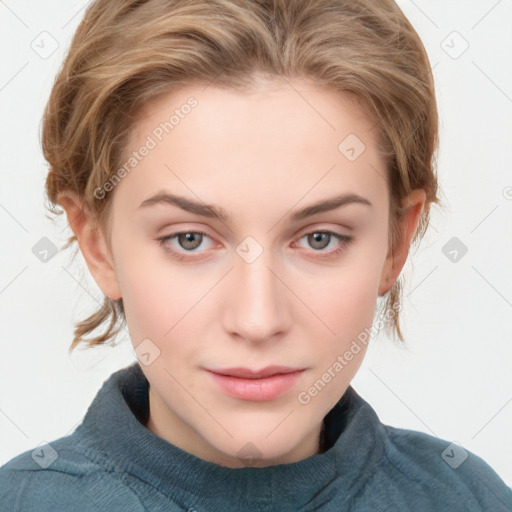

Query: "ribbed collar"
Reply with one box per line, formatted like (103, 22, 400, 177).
(75, 362, 385, 509)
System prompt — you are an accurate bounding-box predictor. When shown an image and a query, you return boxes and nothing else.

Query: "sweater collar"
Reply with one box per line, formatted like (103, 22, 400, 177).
(76, 362, 385, 508)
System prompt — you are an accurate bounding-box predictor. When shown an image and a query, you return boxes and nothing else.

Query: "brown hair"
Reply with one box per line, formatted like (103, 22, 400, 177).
(43, 0, 440, 352)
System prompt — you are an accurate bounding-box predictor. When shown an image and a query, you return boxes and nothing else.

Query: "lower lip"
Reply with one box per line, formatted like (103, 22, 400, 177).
(206, 370, 305, 401)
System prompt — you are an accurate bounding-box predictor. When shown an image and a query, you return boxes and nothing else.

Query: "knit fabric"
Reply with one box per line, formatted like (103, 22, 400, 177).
(1, 362, 511, 511)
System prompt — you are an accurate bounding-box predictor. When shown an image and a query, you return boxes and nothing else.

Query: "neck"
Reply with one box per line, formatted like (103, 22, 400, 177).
(145, 386, 325, 468)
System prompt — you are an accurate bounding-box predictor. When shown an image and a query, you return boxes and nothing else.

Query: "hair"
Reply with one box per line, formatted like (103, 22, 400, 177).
(42, 0, 440, 353)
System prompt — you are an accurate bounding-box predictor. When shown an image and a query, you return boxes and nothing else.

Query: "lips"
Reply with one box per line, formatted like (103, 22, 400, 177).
(206, 365, 304, 379)
(205, 366, 306, 401)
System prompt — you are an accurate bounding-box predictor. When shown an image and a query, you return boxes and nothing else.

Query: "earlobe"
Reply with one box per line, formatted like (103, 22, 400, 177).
(58, 191, 122, 301)
(378, 189, 426, 296)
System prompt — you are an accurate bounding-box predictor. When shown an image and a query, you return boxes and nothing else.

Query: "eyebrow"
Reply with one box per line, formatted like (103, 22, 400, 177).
(138, 191, 373, 222)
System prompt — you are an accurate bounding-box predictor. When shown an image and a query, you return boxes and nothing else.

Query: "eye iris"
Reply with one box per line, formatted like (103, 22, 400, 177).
(308, 232, 330, 250)
(179, 232, 202, 250)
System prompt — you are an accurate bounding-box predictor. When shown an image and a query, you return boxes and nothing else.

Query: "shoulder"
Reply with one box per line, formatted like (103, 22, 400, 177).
(0, 434, 145, 512)
(376, 424, 512, 510)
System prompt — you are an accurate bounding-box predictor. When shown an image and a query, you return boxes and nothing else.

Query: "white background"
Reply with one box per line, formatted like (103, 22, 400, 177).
(1, 0, 511, 486)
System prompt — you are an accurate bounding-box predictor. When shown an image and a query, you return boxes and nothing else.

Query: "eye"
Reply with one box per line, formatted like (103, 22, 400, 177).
(295, 230, 353, 259)
(157, 229, 353, 261)
(157, 231, 214, 259)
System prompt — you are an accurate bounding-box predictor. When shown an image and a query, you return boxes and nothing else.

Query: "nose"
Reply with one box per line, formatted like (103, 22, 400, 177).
(223, 242, 291, 344)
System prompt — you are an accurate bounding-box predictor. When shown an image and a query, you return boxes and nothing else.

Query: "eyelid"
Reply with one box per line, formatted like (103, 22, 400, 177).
(157, 223, 353, 261)
(292, 228, 353, 257)
(157, 222, 352, 245)
(295, 222, 352, 237)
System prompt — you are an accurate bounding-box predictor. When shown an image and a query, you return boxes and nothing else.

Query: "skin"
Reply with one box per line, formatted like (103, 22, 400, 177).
(59, 76, 425, 469)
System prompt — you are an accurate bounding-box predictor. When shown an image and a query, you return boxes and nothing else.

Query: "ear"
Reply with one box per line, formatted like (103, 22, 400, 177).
(378, 189, 426, 296)
(58, 191, 122, 301)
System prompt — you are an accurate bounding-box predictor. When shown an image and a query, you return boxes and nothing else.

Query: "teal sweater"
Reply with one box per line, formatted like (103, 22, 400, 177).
(1, 363, 511, 511)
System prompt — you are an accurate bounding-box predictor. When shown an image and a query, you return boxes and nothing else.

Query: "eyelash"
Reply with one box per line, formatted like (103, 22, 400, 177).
(156, 229, 353, 261)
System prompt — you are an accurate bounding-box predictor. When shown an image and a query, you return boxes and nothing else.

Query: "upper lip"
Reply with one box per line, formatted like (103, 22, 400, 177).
(206, 366, 305, 379)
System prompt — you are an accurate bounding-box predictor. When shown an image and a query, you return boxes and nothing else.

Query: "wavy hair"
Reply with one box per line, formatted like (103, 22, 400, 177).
(42, 0, 440, 352)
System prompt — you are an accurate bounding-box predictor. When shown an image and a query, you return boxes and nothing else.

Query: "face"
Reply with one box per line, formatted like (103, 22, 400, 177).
(91, 77, 409, 468)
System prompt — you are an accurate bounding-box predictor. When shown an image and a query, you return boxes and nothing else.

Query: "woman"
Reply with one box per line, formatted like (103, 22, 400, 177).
(1, 0, 510, 510)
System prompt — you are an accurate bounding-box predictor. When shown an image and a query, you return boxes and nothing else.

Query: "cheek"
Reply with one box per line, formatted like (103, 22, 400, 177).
(114, 243, 216, 353)
(322, 276, 378, 353)
(111, 231, 177, 341)
(319, 254, 384, 334)
(297, 270, 378, 417)
(118, 266, 187, 343)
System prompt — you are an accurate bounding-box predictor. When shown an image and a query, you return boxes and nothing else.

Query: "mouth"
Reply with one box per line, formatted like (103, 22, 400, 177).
(206, 365, 305, 379)
(205, 366, 306, 401)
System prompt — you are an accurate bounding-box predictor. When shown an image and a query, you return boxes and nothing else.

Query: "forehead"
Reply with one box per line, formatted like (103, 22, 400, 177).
(114, 78, 388, 219)
(131, 77, 378, 154)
